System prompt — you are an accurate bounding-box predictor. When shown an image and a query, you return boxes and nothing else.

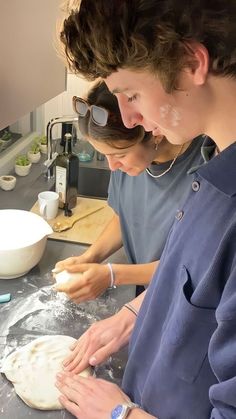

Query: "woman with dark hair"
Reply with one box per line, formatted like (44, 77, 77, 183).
(54, 81, 204, 303)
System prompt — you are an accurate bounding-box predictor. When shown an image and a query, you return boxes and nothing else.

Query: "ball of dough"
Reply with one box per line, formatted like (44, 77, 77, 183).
(55, 270, 83, 285)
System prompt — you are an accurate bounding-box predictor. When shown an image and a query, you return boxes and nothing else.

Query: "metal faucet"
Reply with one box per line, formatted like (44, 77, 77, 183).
(44, 115, 78, 179)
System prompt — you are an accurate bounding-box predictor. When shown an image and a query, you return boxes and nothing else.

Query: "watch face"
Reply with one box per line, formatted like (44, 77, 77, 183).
(111, 404, 125, 419)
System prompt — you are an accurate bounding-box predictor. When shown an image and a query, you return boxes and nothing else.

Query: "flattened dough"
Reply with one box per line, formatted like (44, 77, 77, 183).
(1, 335, 92, 410)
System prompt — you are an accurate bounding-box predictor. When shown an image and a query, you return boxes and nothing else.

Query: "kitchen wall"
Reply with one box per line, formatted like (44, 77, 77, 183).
(0, 0, 66, 130)
(42, 72, 93, 136)
(0, 0, 93, 174)
(0, 72, 94, 176)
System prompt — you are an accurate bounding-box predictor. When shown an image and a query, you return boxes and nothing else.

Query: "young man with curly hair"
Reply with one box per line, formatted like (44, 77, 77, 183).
(55, 1, 236, 418)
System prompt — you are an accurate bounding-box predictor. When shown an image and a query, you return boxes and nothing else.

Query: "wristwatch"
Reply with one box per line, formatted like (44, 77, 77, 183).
(111, 402, 139, 419)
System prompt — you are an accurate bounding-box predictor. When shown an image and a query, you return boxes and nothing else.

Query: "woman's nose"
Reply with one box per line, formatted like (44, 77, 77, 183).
(117, 95, 142, 129)
(106, 156, 122, 171)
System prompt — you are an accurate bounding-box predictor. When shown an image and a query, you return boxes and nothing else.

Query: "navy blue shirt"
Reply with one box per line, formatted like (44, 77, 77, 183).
(122, 140, 236, 419)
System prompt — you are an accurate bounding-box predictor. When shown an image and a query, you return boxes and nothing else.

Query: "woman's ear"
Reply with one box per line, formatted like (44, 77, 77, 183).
(188, 42, 210, 86)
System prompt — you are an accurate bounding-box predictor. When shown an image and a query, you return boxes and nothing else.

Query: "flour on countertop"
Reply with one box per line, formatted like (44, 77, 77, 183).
(0, 282, 119, 368)
(0, 275, 126, 419)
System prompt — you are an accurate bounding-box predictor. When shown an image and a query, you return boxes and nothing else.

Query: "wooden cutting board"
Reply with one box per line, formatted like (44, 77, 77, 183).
(31, 197, 114, 245)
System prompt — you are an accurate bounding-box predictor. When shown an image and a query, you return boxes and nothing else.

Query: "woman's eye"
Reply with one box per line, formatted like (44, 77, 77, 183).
(127, 94, 137, 103)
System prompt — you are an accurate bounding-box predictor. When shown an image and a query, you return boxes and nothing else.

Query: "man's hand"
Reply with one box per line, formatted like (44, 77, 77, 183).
(56, 373, 157, 419)
(56, 374, 132, 419)
(62, 307, 136, 374)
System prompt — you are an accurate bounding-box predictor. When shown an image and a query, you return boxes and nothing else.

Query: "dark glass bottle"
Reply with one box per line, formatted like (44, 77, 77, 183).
(55, 133, 79, 216)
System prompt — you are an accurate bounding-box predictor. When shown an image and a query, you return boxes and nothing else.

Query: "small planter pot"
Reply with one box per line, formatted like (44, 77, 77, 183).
(1, 139, 12, 151)
(0, 175, 16, 191)
(15, 163, 32, 177)
(40, 143, 47, 154)
(27, 150, 41, 163)
(0, 140, 4, 153)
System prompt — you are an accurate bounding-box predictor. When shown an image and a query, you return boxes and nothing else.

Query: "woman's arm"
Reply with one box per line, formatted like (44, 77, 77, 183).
(53, 213, 123, 272)
(111, 261, 158, 286)
(54, 260, 156, 303)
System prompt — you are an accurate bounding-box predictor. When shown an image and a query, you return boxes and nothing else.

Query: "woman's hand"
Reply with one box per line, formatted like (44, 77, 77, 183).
(63, 307, 136, 374)
(55, 374, 132, 419)
(54, 252, 92, 273)
(54, 263, 111, 303)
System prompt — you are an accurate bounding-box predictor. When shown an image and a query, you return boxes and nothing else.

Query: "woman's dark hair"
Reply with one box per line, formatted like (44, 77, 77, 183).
(78, 81, 152, 149)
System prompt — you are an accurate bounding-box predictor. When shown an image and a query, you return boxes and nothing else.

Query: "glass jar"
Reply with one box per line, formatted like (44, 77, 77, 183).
(75, 138, 95, 162)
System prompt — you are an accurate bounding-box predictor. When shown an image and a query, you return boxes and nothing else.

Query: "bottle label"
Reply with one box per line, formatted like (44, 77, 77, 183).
(55, 166, 67, 205)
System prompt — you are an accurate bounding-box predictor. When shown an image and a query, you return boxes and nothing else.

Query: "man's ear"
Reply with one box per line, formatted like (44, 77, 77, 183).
(188, 42, 209, 86)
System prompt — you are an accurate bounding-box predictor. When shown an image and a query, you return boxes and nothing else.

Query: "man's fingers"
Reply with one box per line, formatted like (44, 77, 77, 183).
(63, 336, 91, 372)
(58, 393, 82, 418)
(88, 341, 115, 367)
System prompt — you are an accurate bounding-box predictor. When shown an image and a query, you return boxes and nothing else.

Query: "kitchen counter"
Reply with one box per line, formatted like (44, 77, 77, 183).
(0, 163, 134, 419)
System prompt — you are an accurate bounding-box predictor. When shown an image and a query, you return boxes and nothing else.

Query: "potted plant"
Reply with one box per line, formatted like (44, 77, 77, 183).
(15, 154, 32, 176)
(39, 135, 47, 154)
(0, 175, 16, 191)
(0, 130, 12, 151)
(27, 140, 41, 163)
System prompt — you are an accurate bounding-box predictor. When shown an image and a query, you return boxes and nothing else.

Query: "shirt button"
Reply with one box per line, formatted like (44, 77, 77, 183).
(175, 210, 184, 221)
(192, 181, 200, 192)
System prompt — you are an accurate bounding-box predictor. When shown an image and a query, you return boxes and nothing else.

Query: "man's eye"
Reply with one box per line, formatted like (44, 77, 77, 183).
(127, 94, 137, 103)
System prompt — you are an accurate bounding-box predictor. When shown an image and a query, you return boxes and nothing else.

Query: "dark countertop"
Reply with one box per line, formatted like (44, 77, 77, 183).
(0, 163, 134, 419)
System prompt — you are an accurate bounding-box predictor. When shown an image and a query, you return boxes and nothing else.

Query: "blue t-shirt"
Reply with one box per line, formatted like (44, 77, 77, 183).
(108, 136, 204, 264)
(122, 139, 236, 419)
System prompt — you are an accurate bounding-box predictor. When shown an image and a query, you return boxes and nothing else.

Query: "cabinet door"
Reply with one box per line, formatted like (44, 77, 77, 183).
(0, 0, 66, 130)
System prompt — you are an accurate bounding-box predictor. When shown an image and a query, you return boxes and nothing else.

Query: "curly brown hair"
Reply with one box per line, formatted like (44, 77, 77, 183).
(79, 81, 152, 148)
(60, 0, 236, 92)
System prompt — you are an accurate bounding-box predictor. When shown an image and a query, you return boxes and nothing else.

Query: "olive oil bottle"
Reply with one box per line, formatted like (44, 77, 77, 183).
(55, 133, 79, 216)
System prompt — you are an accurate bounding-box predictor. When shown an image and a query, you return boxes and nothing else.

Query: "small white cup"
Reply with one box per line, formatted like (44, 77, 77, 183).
(38, 191, 59, 220)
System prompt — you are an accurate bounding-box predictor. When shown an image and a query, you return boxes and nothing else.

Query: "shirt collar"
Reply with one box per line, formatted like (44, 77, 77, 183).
(187, 135, 215, 175)
(197, 138, 236, 197)
(200, 136, 216, 163)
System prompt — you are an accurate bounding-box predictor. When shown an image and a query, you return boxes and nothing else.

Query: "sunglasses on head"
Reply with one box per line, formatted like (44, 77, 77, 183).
(72, 96, 109, 127)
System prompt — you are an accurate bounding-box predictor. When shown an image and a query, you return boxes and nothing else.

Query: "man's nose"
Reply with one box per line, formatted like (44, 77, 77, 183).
(117, 95, 143, 129)
(106, 156, 122, 171)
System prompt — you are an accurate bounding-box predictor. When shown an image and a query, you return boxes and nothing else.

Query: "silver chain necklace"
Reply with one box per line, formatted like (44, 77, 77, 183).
(145, 144, 184, 179)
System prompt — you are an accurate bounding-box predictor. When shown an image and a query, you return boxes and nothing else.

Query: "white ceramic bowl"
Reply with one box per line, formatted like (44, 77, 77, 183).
(0, 175, 16, 191)
(0, 209, 53, 279)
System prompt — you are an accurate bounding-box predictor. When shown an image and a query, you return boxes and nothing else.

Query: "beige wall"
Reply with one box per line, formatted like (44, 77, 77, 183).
(0, 0, 66, 130)
(42, 73, 93, 136)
